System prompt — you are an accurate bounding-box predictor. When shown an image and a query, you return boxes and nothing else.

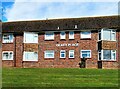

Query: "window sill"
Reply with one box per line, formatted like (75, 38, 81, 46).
(44, 39, 54, 41)
(2, 42, 13, 44)
(98, 60, 117, 62)
(2, 59, 13, 61)
(23, 60, 38, 61)
(98, 40, 116, 42)
(80, 38, 91, 40)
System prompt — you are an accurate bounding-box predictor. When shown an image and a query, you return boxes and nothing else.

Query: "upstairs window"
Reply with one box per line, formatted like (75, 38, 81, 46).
(3, 34, 13, 43)
(23, 52, 38, 61)
(45, 32, 54, 40)
(98, 29, 116, 41)
(24, 32, 38, 43)
(81, 50, 91, 58)
(69, 31, 74, 39)
(2, 51, 13, 60)
(60, 50, 66, 58)
(81, 31, 91, 39)
(44, 50, 54, 58)
(60, 32, 66, 39)
(98, 50, 116, 61)
(69, 50, 74, 58)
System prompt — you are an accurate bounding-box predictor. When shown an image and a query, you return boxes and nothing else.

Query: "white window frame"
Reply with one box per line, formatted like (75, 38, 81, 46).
(69, 50, 74, 58)
(98, 50, 116, 61)
(44, 50, 54, 58)
(69, 31, 74, 39)
(81, 50, 91, 58)
(24, 32, 38, 43)
(2, 51, 13, 60)
(81, 31, 91, 39)
(60, 31, 66, 40)
(60, 50, 66, 58)
(2, 34, 14, 43)
(98, 29, 116, 41)
(45, 32, 54, 40)
(23, 51, 38, 61)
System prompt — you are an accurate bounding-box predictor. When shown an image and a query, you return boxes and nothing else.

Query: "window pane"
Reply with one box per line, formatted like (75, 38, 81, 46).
(103, 30, 111, 40)
(45, 51, 54, 58)
(111, 33, 116, 40)
(81, 50, 91, 58)
(103, 50, 111, 60)
(82, 54, 87, 58)
(45, 32, 54, 40)
(81, 31, 91, 38)
(24, 32, 38, 43)
(24, 52, 38, 61)
(70, 53, 73, 57)
(69, 31, 74, 39)
(60, 32, 65, 39)
(61, 54, 65, 57)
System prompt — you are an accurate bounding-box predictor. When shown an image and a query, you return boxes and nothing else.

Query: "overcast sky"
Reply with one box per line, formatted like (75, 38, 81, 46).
(1, 0, 119, 22)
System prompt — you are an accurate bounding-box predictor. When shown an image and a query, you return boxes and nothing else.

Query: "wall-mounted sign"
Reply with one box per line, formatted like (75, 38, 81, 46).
(56, 43, 79, 47)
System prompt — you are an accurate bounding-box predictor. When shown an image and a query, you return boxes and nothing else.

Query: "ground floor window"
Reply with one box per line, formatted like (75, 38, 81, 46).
(60, 50, 66, 58)
(69, 50, 74, 58)
(23, 52, 38, 61)
(81, 50, 91, 58)
(98, 50, 116, 60)
(2, 51, 13, 60)
(44, 50, 54, 58)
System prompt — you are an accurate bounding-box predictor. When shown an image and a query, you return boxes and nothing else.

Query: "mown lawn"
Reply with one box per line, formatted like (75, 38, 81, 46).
(2, 68, 119, 88)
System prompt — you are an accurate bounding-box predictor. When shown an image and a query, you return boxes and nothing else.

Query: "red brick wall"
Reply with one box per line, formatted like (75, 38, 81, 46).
(2, 42, 14, 67)
(2, 31, 119, 69)
(15, 35, 23, 67)
(33, 31, 98, 68)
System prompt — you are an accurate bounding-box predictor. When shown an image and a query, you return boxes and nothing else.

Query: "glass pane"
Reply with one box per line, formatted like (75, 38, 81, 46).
(82, 54, 87, 58)
(70, 53, 73, 57)
(61, 54, 65, 57)
(103, 30, 111, 40)
(103, 50, 111, 60)
(111, 33, 115, 40)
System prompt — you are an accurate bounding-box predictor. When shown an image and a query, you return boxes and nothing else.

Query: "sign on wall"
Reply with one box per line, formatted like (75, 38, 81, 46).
(56, 43, 79, 47)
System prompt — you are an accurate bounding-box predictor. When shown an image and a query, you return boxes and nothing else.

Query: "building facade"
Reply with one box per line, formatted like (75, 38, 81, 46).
(1, 16, 120, 69)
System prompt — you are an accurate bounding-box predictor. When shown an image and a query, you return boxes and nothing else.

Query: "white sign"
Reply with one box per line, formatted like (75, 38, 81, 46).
(56, 43, 79, 47)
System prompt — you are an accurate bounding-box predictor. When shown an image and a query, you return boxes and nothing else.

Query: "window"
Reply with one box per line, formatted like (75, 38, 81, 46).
(23, 52, 38, 61)
(81, 31, 91, 39)
(69, 31, 74, 39)
(69, 50, 74, 58)
(45, 32, 54, 40)
(24, 32, 38, 43)
(60, 50, 66, 58)
(2, 51, 13, 60)
(44, 50, 54, 58)
(60, 32, 66, 39)
(98, 29, 116, 41)
(3, 34, 13, 43)
(98, 50, 116, 60)
(81, 50, 91, 58)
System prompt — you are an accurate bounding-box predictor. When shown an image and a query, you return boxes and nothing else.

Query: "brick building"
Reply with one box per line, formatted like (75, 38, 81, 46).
(1, 15, 120, 69)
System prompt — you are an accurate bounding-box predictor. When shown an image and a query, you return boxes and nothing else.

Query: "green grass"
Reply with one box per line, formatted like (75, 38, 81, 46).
(2, 68, 119, 88)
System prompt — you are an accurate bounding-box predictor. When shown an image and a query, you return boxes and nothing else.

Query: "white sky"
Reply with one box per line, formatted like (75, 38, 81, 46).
(2, 0, 119, 22)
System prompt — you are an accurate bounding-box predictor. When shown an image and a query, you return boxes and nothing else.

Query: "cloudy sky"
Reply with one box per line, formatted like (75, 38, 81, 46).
(1, 0, 119, 22)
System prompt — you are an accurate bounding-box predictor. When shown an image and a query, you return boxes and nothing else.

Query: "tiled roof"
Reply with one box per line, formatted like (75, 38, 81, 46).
(2, 15, 119, 33)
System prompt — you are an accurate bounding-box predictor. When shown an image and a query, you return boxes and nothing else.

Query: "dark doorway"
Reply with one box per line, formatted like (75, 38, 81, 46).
(79, 57, 86, 68)
(98, 61, 102, 69)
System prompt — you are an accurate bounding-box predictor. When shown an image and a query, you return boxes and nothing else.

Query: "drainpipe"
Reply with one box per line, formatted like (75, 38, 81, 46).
(14, 34, 16, 67)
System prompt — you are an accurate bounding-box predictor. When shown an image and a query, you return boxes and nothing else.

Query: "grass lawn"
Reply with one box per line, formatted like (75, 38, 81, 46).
(2, 68, 119, 88)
